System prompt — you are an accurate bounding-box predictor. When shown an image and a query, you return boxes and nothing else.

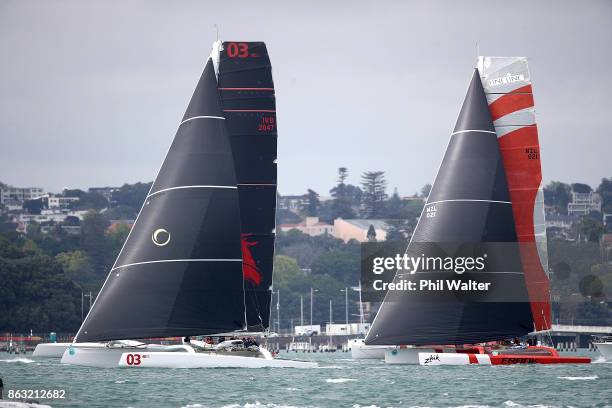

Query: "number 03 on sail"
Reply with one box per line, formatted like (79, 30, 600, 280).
(57, 41, 315, 369)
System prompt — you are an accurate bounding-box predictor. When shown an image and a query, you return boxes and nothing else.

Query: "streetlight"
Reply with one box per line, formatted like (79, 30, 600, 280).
(310, 288, 318, 329)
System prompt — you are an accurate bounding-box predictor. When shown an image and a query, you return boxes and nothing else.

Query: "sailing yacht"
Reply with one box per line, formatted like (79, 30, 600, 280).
(365, 57, 590, 366)
(40, 41, 315, 368)
(593, 335, 612, 361)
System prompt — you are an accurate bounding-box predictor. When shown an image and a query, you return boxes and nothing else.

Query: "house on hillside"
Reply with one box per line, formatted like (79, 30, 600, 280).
(278, 216, 333, 237)
(568, 191, 601, 216)
(333, 218, 388, 242)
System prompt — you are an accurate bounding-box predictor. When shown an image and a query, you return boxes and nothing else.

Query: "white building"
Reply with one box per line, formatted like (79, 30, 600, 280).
(333, 218, 388, 242)
(40, 193, 80, 209)
(546, 214, 578, 230)
(278, 195, 304, 212)
(568, 191, 602, 216)
(324, 323, 370, 336)
(16, 209, 89, 227)
(294, 325, 321, 336)
(0, 186, 44, 205)
(279, 217, 333, 236)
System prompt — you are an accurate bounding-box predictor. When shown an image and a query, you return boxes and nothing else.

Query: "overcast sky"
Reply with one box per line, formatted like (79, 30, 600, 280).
(1, 0, 611, 196)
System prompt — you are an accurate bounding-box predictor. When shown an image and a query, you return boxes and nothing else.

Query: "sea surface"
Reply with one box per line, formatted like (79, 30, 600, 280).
(0, 349, 610, 408)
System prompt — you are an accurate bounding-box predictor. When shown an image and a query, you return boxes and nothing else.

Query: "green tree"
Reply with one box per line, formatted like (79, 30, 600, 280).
(571, 183, 592, 194)
(300, 189, 320, 216)
(420, 184, 432, 198)
(107, 222, 131, 257)
(580, 215, 604, 242)
(596, 177, 612, 214)
(23, 198, 44, 214)
(366, 224, 377, 242)
(385, 218, 411, 241)
(103, 205, 138, 221)
(361, 171, 387, 218)
(544, 181, 572, 215)
(384, 188, 403, 218)
(330, 167, 356, 220)
(80, 211, 111, 274)
(111, 182, 152, 209)
(310, 249, 360, 284)
(0, 240, 81, 332)
(55, 250, 96, 288)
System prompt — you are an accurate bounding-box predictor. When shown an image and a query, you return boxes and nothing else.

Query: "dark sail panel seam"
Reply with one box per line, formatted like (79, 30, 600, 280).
(426, 199, 511, 206)
(451, 130, 497, 136)
(111, 258, 242, 271)
(148, 185, 237, 198)
(179, 116, 225, 126)
(223, 109, 276, 113)
(219, 87, 274, 91)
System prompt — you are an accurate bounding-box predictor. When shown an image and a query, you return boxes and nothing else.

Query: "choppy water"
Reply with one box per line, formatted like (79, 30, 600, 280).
(0, 350, 610, 408)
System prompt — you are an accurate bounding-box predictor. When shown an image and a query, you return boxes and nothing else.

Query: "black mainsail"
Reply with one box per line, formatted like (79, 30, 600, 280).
(365, 70, 533, 346)
(218, 42, 277, 332)
(75, 55, 246, 342)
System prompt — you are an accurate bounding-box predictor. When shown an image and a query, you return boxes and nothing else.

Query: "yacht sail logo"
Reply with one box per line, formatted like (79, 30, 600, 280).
(488, 72, 525, 87)
(152, 228, 171, 247)
(241, 233, 262, 286)
(423, 354, 440, 364)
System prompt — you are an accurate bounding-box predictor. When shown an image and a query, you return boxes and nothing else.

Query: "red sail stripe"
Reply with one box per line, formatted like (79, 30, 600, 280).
(509, 84, 532, 94)
(489, 85, 534, 121)
(241, 233, 262, 286)
(498, 125, 551, 330)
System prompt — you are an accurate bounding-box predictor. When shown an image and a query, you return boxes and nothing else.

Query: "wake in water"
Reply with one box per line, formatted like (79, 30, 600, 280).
(0, 357, 35, 363)
(325, 378, 357, 383)
(182, 403, 319, 408)
(557, 375, 598, 381)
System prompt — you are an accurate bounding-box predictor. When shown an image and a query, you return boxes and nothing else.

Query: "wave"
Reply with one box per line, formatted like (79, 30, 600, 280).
(0, 357, 35, 363)
(557, 375, 598, 381)
(317, 365, 348, 369)
(182, 402, 318, 408)
(592, 356, 610, 364)
(325, 378, 357, 383)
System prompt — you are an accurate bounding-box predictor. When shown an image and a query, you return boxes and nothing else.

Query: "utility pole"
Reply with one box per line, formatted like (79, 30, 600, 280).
(329, 299, 333, 345)
(310, 288, 318, 329)
(300, 295, 304, 326)
(83, 291, 93, 320)
(81, 291, 84, 323)
(341, 287, 348, 330)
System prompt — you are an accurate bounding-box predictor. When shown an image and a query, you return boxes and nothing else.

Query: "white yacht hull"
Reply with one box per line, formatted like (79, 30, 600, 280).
(384, 346, 435, 365)
(594, 342, 612, 361)
(60, 344, 316, 368)
(419, 352, 492, 365)
(347, 338, 388, 359)
(33, 342, 104, 358)
(117, 351, 317, 368)
(60, 343, 195, 368)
